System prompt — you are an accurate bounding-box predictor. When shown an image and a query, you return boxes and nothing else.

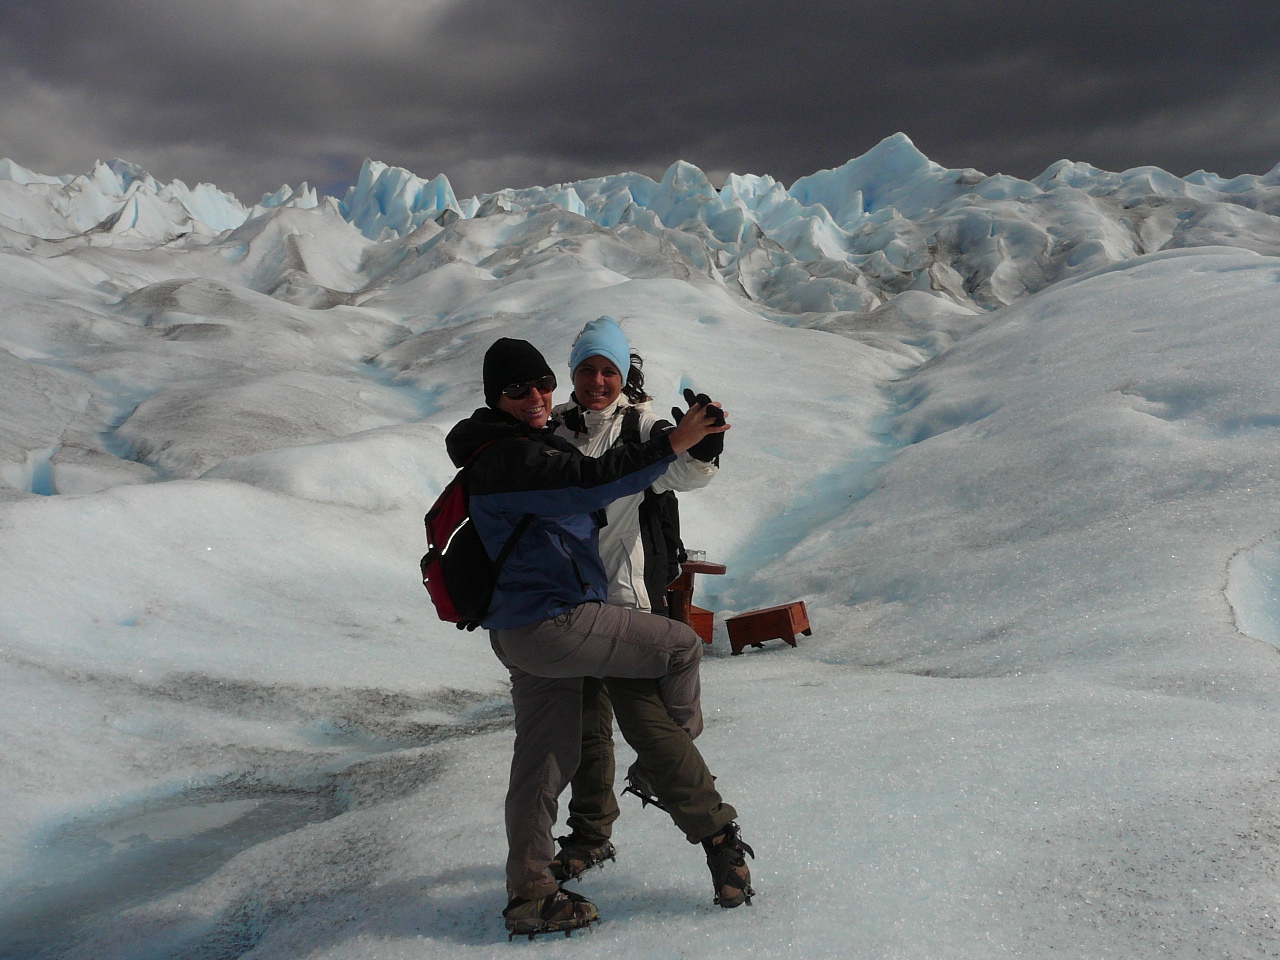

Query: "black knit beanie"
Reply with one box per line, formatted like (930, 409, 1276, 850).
(483, 337, 554, 408)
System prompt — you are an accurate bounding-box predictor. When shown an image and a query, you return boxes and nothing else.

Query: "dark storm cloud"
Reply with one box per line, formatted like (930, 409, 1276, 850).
(1, 0, 1278, 201)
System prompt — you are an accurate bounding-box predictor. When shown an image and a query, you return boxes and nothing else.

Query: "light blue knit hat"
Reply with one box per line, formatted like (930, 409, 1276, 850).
(569, 316, 631, 378)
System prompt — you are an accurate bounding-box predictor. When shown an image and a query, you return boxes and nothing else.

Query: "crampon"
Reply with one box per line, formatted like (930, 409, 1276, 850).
(621, 766, 668, 811)
(548, 834, 617, 882)
(703, 822, 756, 908)
(503, 888, 599, 941)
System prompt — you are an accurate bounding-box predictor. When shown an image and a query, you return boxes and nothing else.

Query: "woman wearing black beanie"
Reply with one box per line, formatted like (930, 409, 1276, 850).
(481, 337, 556, 409)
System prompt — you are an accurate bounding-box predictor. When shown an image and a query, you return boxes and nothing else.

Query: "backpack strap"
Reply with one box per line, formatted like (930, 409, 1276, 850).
(454, 437, 534, 630)
(461, 437, 503, 468)
(492, 513, 534, 577)
(616, 405, 685, 618)
(563, 405, 587, 435)
(454, 511, 534, 632)
(620, 405, 642, 446)
(457, 511, 534, 629)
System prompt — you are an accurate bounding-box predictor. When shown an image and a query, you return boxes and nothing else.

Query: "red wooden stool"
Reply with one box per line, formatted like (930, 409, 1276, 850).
(667, 560, 726, 644)
(725, 601, 811, 655)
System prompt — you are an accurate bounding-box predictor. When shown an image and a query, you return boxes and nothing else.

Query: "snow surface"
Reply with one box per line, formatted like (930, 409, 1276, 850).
(4, 140, 1280, 958)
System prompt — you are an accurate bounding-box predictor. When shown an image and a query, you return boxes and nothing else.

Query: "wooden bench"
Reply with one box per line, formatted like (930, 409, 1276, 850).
(667, 560, 725, 644)
(725, 601, 811, 655)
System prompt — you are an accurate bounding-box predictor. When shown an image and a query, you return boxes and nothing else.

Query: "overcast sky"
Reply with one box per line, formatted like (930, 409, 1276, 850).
(2, 0, 1279, 203)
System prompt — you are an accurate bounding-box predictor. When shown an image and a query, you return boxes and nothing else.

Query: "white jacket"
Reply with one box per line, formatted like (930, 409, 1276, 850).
(552, 397, 716, 612)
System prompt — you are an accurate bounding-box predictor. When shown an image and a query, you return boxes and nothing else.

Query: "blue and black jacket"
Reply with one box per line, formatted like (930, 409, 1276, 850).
(445, 407, 677, 630)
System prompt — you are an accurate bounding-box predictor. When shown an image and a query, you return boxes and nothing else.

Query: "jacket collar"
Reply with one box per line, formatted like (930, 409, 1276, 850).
(560, 396, 627, 436)
(445, 406, 562, 466)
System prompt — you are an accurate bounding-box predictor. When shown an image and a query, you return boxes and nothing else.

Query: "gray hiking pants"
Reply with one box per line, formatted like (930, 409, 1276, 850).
(490, 601, 735, 900)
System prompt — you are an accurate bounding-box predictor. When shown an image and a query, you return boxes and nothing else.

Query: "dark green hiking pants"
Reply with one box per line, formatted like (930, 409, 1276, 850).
(606, 675, 734, 843)
(567, 676, 732, 848)
(564, 677, 620, 842)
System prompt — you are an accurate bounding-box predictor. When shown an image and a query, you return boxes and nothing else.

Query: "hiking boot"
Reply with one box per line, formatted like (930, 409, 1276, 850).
(702, 822, 755, 908)
(621, 764, 668, 811)
(502, 888, 599, 940)
(549, 834, 617, 882)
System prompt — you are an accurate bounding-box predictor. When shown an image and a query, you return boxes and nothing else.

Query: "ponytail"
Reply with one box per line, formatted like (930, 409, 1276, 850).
(622, 350, 650, 403)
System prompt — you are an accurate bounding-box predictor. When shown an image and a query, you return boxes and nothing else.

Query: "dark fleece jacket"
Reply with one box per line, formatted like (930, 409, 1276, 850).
(444, 407, 676, 629)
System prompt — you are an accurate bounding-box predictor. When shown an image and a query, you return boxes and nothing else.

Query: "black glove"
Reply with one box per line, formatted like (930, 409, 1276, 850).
(671, 388, 724, 462)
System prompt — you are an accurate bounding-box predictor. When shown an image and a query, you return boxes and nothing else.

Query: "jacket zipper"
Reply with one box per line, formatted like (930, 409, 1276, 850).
(569, 554, 588, 594)
(551, 530, 589, 594)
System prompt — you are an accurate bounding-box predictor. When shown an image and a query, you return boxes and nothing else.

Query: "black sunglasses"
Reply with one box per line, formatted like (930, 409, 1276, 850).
(501, 374, 557, 400)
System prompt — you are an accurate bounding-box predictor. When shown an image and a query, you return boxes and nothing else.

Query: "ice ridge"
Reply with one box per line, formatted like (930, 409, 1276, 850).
(5, 133, 1280, 313)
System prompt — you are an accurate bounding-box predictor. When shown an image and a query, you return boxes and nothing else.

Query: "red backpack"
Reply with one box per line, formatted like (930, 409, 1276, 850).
(420, 441, 532, 630)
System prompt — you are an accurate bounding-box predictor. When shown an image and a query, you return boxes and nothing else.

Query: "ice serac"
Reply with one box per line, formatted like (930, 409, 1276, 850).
(546, 186, 585, 216)
(340, 159, 460, 240)
(560, 172, 660, 226)
(0, 158, 249, 243)
(649, 159, 723, 227)
(720, 172, 780, 207)
(213, 201, 372, 303)
(788, 132, 948, 226)
(0, 158, 67, 186)
(93, 159, 150, 196)
(1034, 158, 1105, 190)
(258, 182, 319, 211)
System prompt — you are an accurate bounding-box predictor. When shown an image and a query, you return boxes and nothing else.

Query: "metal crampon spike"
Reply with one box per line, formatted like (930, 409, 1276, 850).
(621, 779, 668, 812)
(508, 917, 598, 942)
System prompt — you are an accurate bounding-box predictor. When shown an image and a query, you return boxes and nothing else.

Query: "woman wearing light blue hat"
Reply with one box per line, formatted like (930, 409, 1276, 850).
(548, 315, 726, 884)
(558, 316, 721, 612)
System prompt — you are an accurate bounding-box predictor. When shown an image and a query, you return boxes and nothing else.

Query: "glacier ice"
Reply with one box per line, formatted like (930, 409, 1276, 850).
(8, 131, 1280, 316)
(4, 136, 1280, 958)
(339, 159, 461, 240)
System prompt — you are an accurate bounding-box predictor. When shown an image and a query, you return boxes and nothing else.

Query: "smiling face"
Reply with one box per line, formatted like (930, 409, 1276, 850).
(496, 380, 555, 428)
(573, 355, 624, 411)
